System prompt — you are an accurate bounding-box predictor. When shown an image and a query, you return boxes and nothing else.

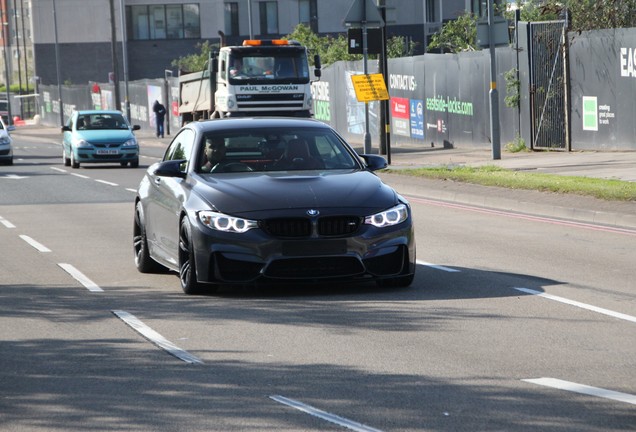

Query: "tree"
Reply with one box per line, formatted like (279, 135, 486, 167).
(427, 12, 478, 53)
(286, 24, 418, 66)
(171, 40, 218, 73)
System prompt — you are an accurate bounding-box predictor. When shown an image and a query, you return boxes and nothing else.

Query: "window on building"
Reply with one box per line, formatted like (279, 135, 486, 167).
(259, 1, 278, 36)
(298, 0, 317, 32)
(425, 1, 436, 22)
(225, 2, 239, 36)
(127, 4, 200, 40)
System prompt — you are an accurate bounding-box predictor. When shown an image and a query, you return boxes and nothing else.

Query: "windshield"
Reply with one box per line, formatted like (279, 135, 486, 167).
(196, 127, 361, 174)
(227, 48, 310, 85)
(76, 113, 129, 130)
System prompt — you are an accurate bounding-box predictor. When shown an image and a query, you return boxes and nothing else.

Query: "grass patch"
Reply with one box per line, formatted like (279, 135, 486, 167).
(384, 165, 636, 202)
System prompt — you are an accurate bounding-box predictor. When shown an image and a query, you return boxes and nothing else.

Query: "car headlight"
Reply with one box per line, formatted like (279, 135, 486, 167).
(122, 138, 138, 148)
(72, 138, 91, 148)
(0, 136, 10, 144)
(364, 203, 408, 228)
(198, 210, 258, 233)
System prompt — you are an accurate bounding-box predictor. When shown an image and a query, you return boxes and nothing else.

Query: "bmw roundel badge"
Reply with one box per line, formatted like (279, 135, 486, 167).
(306, 209, 320, 216)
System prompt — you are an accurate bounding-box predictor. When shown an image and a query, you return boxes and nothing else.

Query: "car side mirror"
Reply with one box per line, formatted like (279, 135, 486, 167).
(61, 125, 71, 132)
(360, 154, 388, 171)
(153, 159, 187, 178)
(132, 125, 141, 131)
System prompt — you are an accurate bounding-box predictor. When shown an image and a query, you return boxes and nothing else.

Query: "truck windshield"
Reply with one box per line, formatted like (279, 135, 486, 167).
(228, 50, 310, 84)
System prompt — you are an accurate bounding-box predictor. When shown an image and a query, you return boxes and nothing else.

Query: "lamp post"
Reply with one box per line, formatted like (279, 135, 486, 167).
(164, 69, 172, 136)
(0, 5, 12, 125)
(52, 0, 63, 126)
(119, 0, 130, 120)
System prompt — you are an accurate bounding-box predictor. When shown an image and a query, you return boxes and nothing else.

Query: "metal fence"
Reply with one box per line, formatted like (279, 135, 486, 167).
(527, 21, 568, 150)
(34, 26, 636, 152)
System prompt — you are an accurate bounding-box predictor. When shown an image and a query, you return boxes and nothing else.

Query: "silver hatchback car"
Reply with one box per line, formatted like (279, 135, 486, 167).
(0, 117, 13, 165)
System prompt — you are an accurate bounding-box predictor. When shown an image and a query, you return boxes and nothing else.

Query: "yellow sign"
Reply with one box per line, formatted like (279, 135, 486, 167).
(350, 73, 389, 102)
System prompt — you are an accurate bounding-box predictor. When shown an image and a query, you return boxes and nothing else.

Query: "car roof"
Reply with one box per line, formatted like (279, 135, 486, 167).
(74, 110, 124, 116)
(185, 117, 331, 133)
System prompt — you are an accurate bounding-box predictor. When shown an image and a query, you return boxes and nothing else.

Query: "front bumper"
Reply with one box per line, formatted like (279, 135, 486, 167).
(191, 218, 415, 284)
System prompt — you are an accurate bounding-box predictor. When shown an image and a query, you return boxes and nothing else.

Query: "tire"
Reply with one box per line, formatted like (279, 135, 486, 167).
(70, 150, 79, 168)
(120, 162, 129, 167)
(133, 202, 166, 273)
(178, 217, 207, 295)
(63, 149, 71, 166)
(130, 159, 139, 168)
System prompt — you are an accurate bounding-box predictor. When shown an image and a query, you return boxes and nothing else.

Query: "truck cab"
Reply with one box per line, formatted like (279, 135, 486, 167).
(178, 39, 319, 123)
(214, 40, 314, 118)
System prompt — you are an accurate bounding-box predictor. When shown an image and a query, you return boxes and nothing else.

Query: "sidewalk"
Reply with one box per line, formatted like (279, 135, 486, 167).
(10, 124, 636, 229)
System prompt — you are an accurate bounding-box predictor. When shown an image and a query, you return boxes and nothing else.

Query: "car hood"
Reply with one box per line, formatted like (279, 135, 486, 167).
(194, 170, 398, 216)
(74, 130, 135, 143)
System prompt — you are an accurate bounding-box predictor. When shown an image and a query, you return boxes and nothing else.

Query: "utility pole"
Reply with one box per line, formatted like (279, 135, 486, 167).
(487, 0, 501, 160)
(52, 0, 63, 126)
(119, 0, 131, 119)
(109, 0, 121, 111)
(0, 4, 12, 125)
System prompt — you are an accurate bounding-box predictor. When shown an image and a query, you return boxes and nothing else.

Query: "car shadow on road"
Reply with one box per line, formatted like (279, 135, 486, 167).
(205, 261, 552, 302)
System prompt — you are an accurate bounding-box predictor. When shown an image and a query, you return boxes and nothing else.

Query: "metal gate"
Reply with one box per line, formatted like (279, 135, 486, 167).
(528, 21, 568, 150)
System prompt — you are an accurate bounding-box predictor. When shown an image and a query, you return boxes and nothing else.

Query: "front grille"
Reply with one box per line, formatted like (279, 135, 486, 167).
(318, 216, 361, 236)
(93, 154, 123, 160)
(262, 218, 311, 237)
(265, 257, 364, 279)
(93, 143, 121, 148)
(261, 216, 362, 238)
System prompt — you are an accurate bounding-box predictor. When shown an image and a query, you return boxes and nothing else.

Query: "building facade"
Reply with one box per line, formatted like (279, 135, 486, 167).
(25, 0, 503, 86)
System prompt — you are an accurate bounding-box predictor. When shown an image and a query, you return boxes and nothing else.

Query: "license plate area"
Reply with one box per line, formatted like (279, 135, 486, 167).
(282, 240, 347, 256)
(96, 149, 119, 155)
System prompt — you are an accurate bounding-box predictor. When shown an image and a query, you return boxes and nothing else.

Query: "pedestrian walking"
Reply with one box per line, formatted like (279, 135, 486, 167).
(153, 100, 167, 138)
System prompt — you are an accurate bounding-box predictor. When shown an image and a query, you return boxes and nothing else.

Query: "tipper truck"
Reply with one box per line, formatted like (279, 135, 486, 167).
(178, 39, 321, 123)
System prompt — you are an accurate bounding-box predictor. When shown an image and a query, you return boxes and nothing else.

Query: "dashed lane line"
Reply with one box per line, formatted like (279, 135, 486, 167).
(270, 395, 384, 432)
(417, 259, 460, 273)
(523, 378, 636, 406)
(19, 235, 51, 252)
(0, 216, 16, 228)
(515, 287, 636, 324)
(58, 263, 104, 292)
(112, 310, 203, 364)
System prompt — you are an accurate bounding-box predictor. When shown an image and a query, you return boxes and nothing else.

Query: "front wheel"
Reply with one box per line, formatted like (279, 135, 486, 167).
(63, 149, 71, 166)
(133, 202, 166, 273)
(179, 218, 210, 295)
(70, 150, 79, 168)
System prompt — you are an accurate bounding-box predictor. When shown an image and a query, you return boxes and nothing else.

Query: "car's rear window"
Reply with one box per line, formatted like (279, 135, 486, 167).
(197, 127, 360, 173)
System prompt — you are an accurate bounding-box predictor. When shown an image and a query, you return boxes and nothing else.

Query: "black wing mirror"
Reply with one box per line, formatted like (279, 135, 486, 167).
(153, 159, 187, 178)
(360, 154, 388, 171)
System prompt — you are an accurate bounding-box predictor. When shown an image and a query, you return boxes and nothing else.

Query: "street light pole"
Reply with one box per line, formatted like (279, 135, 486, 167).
(164, 69, 172, 136)
(52, 0, 63, 126)
(487, 0, 501, 160)
(0, 5, 12, 125)
(118, 0, 130, 119)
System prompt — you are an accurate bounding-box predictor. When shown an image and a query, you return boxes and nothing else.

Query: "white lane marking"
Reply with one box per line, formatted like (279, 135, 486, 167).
(270, 395, 384, 432)
(407, 196, 636, 237)
(112, 310, 203, 364)
(71, 173, 90, 179)
(514, 287, 636, 324)
(0, 216, 16, 228)
(50, 167, 67, 173)
(416, 259, 460, 273)
(125, 188, 137, 193)
(523, 378, 636, 406)
(19, 235, 51, 252)
(58, 263, 103, 292)
(95, 179, 119, 186)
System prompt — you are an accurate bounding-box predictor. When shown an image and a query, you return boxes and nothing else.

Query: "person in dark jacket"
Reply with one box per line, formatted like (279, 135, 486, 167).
(153, 100, 166, 138)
